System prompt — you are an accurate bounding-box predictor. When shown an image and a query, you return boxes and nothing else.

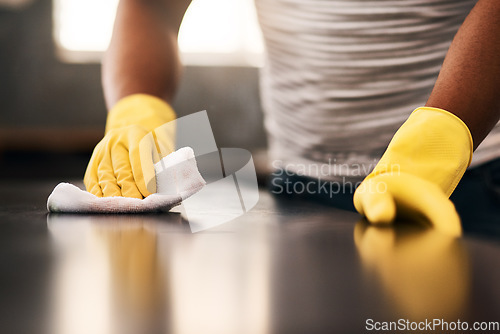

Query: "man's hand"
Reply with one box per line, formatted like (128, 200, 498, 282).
(354, 173, 462, 237)
(84, 94, 176, 198)
(353, 107, 473, 237)
(85, 125, 155, 198)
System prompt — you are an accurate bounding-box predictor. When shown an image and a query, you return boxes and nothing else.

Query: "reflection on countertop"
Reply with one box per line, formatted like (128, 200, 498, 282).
(47, 212, 271, 334)
(0, 181, 499, 333)
(355, 221, 470, 322)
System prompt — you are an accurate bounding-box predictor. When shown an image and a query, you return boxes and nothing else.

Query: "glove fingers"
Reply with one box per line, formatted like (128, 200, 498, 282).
(132, 132, 160, 197)
(354, 178, 396, 224)
(365, 190, 396, 225)
(111, 144, 143, 199)
(85, 125, 165, 199)
(393, 177, 462, 237)
(375, 174, 462, 237)
(84, 141, 104, 197)
(97, 139, 123, 197)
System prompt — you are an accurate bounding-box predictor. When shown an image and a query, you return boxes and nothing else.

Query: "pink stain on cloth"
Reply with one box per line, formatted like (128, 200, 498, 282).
(47, 147, 205, 213)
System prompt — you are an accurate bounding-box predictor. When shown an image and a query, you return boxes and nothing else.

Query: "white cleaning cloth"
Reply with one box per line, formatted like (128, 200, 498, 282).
(47, 147, 205, 213)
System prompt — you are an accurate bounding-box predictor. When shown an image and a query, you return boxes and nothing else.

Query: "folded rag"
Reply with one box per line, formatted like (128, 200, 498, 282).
(47, 147, 206, 213)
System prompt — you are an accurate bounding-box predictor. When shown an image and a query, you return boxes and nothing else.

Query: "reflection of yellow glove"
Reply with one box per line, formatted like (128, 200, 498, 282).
(94, 221, 164, 316)
(353, 221, 469, 320)
(84, 94, 176, 198)
(354, 107, 473, 236)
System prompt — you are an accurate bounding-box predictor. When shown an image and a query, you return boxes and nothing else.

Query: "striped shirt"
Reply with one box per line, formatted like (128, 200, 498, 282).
(255, 0, 500, 181)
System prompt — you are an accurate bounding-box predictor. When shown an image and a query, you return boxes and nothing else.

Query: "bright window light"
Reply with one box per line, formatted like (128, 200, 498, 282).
(53, 0, 264, 66)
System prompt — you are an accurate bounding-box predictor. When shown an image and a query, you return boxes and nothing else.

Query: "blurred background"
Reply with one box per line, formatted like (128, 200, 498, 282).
(0, 0, 268, 180)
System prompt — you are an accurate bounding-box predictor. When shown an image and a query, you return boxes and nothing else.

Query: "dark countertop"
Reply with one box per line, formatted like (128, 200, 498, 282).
(0, 180, 499, 334)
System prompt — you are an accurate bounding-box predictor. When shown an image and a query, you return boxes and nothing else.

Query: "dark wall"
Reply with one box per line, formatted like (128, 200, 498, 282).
(175, 66, 266, 150)
(0, 0, 266, 152)
(0, 0, 104, 128)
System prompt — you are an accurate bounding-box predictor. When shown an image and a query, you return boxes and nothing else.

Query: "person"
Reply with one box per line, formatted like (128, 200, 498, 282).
(84, 0, 500, 235)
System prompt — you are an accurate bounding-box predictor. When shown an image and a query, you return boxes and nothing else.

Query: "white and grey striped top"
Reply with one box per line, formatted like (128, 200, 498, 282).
(255, 0, 500, 181)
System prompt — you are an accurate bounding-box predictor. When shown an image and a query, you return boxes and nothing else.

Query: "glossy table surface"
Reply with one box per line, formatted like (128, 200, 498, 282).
(0, 180, 499, 334)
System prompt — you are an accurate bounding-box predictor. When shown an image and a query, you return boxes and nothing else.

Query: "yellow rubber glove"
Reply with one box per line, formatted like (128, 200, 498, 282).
(353, 107, 473, 237)
(84, 94, 176, 199)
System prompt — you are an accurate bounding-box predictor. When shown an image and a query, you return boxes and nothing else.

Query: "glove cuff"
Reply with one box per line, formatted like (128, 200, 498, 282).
(370, 106, 473, 197)
(105, 94, 176, 134)
(413, 106, 473, 167)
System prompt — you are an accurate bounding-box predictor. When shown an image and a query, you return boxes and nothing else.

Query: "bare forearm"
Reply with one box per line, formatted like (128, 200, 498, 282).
(426, 0, 500, 150)
(102, 0, 191, 109)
